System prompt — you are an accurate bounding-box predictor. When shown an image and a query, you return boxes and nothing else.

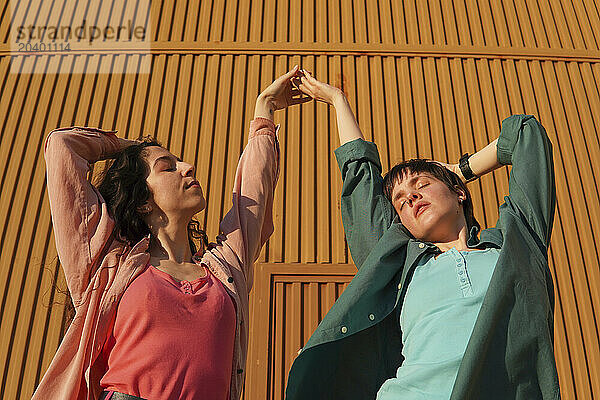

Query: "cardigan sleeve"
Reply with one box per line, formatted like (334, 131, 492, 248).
(334, 138, 396, 270)
(44, 127, 121, 306)
(214, 118, 280, 290)
(496, 115, 556, 253)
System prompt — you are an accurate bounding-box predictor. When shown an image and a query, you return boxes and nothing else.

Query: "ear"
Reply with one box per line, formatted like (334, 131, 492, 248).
(454, 186, 467, 203)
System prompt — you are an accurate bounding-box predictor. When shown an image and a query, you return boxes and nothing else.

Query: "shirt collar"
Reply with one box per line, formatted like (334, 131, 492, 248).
(467, 225, 503, 249)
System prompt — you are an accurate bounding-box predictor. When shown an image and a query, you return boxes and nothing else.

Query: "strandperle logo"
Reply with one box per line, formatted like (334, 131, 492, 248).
(9, 0, 151, 74)
(14, 19, 147, 44)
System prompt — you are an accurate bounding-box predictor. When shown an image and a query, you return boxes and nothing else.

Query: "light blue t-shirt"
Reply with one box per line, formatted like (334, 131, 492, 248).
(377, 247, 500, 400)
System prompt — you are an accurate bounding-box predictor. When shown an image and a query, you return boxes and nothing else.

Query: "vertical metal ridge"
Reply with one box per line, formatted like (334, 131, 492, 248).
(299, 54, 316, 263)
(214, 54, 235, 227)
(197, 54, 221, 239)
(284, 55, 301, 263)
(331, 56, 347, 264)
(416, 0, 433, 45)
(315, 56, 331, 263)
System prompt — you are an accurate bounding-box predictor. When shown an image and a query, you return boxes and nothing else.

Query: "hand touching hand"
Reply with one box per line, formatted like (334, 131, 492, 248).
(296, 69, 345, 105)
(255, 66, 311, 120)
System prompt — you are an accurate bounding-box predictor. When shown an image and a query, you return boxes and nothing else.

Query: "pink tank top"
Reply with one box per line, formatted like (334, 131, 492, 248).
(100, 263, 236, 400)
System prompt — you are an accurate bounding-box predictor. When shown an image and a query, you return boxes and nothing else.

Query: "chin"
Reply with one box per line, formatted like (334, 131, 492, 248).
(411, 216, 443, 241)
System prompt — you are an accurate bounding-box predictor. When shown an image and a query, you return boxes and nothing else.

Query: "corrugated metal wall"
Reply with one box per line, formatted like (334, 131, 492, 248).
(0, 0, 599, 399)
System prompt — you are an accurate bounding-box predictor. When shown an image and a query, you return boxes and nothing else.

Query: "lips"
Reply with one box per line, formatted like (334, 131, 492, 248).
(414, 202, 430, 218)
(185, 180, 200, 189)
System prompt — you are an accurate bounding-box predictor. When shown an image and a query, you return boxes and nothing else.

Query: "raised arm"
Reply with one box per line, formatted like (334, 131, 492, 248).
(496, 115, 555, 250)
(216, 67, 310, 284)
(298, 71, 395, 268)
(44, 127, 135, 306)
(445, 115, 555, 251)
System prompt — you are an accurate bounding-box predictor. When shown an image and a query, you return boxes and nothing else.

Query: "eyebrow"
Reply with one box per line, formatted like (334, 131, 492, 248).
(152, 155, 181, 168)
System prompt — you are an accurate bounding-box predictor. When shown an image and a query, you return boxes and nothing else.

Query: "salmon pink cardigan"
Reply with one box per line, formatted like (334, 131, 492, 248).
(34, 118, 279, 400)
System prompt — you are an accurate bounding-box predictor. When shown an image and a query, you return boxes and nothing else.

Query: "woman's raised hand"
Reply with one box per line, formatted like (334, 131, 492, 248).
(434, 161, 465, 182)
(254, 65, 311, 120)
(297, 69, 345, 105)
(295, 69, 364, 145)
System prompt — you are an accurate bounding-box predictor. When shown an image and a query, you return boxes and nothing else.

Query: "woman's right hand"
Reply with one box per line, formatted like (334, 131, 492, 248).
(297, 70, 345, 105)
(254, 66, 311, 120)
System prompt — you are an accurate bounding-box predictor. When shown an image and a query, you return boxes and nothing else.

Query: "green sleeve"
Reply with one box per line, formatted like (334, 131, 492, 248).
(496, 115, 556, 251)
(334, 139, 395, 269)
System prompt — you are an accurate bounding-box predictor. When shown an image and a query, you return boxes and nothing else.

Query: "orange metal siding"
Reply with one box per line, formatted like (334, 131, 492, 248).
(0, 1, 599, 399)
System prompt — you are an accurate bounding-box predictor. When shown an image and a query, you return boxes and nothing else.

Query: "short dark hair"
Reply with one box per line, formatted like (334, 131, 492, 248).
(382, 159, 480, 233)
(95, 137, 207, 251)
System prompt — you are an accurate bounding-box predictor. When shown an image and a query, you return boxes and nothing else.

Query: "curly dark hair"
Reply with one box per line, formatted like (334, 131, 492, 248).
(382, 159, 480, 234)
(95, 137, 208, 253)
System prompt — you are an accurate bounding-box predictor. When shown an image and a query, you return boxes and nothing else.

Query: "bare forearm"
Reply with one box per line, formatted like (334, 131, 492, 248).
(453, 138, 501, 181)
(332, 93, 364, 145)
(469, 138, 500, 177)
(254, 95, 275, 121)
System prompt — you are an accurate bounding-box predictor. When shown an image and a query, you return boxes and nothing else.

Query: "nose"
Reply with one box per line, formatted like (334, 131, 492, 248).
(407, 192, 421, 206)
(181, 162, 195, 177)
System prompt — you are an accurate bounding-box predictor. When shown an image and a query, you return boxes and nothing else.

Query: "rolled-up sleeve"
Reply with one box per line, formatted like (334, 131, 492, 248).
(216, 118, 280, 289)
(496, 115, 556, 251)
(44, 127, 121, 305)
(334, 139, 394, 269)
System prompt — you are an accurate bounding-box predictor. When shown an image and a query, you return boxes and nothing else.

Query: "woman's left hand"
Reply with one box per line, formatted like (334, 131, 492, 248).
(255, 65, 311, 120)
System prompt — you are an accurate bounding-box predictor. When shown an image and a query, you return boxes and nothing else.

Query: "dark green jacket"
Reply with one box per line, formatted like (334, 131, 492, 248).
(285, 115, 560, 399)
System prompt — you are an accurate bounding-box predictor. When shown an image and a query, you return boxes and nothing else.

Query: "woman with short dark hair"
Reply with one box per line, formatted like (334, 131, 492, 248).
(285, 71, 559, 400)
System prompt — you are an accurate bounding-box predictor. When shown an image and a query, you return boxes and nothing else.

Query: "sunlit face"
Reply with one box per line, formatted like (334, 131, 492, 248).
(390, 172, 465, 242)
(143, 146, 205, 218)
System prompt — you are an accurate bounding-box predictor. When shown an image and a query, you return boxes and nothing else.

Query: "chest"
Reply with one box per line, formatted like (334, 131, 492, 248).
(115, 265, 235, 329)
(149, 259, 207, 282)
(400, 248, 500, 332)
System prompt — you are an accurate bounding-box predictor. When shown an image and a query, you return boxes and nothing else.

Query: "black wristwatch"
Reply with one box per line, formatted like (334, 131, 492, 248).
(459, 153, 477, 182)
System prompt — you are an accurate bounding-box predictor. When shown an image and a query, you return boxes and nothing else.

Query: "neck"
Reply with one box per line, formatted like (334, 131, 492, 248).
(433, 223, 470, 253)
(149, 219, 193, 263)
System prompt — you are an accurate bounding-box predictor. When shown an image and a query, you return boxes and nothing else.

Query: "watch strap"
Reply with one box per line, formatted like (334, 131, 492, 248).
(459, 153, 477, 181)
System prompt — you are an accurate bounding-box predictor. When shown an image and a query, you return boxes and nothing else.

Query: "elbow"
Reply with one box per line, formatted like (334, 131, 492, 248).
(44, 130, 69, 162)
(523, 116, 552, 146)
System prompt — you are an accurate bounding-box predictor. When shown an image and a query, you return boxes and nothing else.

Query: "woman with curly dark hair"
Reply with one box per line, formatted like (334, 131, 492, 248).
(33, 67, 309, 400)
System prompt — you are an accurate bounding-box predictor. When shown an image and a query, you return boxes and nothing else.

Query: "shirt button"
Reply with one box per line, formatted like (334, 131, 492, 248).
(341, 326, 348, 334)
(418, 243, 425, 249)
(227, 277, 234, 283)
(368, 314, 375, 321)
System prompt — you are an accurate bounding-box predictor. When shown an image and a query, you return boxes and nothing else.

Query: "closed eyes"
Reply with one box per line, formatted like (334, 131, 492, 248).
(398, 181, 430, 210)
